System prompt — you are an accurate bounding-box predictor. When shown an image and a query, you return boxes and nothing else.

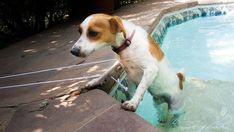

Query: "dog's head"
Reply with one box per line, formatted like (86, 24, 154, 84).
(71, 14, 126, 58)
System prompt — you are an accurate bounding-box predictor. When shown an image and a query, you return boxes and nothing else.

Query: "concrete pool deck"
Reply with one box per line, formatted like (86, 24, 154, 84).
(1, 0, 234, 131)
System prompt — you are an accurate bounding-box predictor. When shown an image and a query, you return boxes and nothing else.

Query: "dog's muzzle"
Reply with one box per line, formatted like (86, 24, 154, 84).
(70, 47, 81, 57)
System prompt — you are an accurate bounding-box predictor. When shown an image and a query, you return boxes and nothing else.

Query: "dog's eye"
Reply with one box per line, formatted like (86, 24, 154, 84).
(78, 27, 82, 34)
(77, 25, 83, 35)
(88, 30, 99, 37)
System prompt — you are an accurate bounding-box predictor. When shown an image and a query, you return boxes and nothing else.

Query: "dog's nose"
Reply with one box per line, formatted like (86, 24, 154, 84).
(70, 48, 80, 57)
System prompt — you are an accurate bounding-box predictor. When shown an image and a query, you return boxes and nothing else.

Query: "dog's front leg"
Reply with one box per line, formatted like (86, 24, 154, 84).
(122, 66, 158, 111)
(84, 61, 120, 90)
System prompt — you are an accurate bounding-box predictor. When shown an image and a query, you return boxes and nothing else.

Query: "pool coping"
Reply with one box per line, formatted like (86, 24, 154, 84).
(151, 2, 234, 45)
(149, 1, 234, 35)
(148, 1, 198, 35)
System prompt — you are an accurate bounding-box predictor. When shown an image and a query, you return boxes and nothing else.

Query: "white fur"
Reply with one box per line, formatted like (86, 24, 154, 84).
(72, 15, 107, 57)
(117, 20, 182, 111)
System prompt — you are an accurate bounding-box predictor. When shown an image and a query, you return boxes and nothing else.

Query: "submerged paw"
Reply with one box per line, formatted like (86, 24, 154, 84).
(121, 101, 137, 112)
(169, 118, 179, 128)
(158, 115, 168, 124)
(168, 114, 181, 128)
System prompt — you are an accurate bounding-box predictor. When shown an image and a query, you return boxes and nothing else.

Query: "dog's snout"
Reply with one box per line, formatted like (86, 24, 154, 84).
(70, 47, 80, 57)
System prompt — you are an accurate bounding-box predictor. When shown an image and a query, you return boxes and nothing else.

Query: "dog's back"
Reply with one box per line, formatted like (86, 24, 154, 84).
(120, 19, 184, 95)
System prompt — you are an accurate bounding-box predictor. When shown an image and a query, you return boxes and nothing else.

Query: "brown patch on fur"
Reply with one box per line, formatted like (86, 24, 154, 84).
(86, 14, 127, 45)
(87, 14, 116, 44)
(109, 16, 126, 38)
(148, 35, 164, 61)
(177, 72, 185, 90)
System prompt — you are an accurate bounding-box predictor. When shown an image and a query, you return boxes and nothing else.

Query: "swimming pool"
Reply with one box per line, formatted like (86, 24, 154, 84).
(159, 14, 234, 132)
(111, 4, 234, 132)
(163, 14, 234, 81)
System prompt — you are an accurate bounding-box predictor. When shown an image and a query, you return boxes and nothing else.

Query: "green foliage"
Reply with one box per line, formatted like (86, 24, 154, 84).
(119, 0, 145, 5)
(0, 0, 145, 48)
(0, 0, 69, 41)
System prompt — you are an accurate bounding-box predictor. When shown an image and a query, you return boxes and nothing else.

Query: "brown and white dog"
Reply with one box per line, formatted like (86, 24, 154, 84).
(71, 14, 185, 125)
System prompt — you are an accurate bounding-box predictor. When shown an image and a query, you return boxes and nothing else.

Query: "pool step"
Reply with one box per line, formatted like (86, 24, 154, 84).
(176, 78, 234, 131)
(5, 89, 158, 132)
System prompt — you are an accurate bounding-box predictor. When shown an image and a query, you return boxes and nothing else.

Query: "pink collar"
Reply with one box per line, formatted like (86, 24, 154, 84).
(112, 30, 135, 54)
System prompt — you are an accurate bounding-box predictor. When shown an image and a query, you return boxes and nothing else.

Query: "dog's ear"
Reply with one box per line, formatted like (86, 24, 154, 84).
(109, 16, 126, 38)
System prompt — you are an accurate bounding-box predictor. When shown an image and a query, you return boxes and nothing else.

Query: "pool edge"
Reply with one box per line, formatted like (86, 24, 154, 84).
(148, 1, 198, 35)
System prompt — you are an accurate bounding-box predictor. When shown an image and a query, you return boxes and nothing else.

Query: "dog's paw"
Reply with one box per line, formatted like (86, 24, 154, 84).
(85, 78, 105, 89)
(167, 109, 185, 128)
(157, 103, 169, 125)
(85, 78, 98, 88)
(158, 115, 168, 125)
(158, 112, 168, 125)
(168, 115, 179, 128)
(168, 111, 185, 128)
(121, 100, 138, 112)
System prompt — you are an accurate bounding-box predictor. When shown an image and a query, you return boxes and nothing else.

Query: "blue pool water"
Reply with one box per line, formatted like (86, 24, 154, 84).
(162, 14, 234, 82)
(135, 14, 234, 131)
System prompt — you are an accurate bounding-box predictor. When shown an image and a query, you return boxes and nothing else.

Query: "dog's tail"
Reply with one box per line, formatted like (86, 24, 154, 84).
(177, 69, 185, 90)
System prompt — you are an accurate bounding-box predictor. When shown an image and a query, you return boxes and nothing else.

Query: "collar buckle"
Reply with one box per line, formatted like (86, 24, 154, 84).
(112, 30, 135, 54)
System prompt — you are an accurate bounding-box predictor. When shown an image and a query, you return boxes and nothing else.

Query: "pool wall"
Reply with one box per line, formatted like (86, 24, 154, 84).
(151, 4, 234, 45)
